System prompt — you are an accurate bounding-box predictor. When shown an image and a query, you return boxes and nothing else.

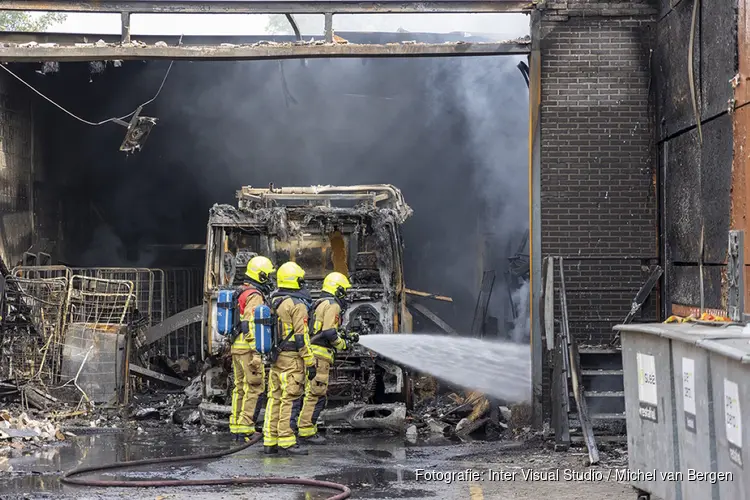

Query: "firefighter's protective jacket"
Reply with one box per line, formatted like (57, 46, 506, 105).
(310, 297, 347, 363)
(273, 292, 315, 368)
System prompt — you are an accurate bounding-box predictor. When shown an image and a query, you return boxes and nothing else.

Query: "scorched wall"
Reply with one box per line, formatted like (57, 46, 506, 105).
(0, 67, 100, 271)
(0, 70, 38, 269)
(657, 0, 737, 315)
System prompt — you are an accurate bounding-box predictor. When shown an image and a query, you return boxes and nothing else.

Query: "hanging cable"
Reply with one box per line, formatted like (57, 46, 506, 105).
(0, 57, 175, 127)
(279, 60, 298, 106)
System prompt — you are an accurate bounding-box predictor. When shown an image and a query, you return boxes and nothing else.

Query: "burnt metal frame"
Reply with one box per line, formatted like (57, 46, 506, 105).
(5, 1, 532, 13)
(7, 1, 532, 45)
(528, 9, 542, 427)
(11, 0, 541, 423)
(0, 42, 530, 62)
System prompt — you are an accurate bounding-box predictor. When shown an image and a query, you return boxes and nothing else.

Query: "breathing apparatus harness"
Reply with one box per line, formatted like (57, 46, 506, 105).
(265, 288, 314, 364)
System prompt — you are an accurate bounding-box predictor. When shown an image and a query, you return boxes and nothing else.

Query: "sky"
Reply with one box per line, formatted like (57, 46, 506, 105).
(44, 12, 530, 38)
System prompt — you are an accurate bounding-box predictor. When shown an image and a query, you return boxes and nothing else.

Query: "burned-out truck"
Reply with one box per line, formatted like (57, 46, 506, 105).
(198, 185, 414, 431)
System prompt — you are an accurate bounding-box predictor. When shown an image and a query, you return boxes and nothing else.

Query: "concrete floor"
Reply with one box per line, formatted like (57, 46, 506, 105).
(0, 429, 636, 499)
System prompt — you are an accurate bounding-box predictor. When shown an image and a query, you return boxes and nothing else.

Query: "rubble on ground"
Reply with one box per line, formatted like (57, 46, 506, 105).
(0, 372, 205, 455)
(0, 410, 66, 456)
(409, 388, 530, 443)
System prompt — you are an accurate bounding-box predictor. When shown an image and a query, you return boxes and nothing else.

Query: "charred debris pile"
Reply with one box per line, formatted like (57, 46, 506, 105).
(0, 184, 530, 454)
(0, 257, 206, 453)
(0, 276, 524, 455)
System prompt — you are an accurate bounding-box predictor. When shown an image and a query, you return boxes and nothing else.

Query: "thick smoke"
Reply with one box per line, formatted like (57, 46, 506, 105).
(510, 280, 530, 342)
(33, 20, 530, 332)
(78, 225, 157, 268)
(427, 56, 530, 332)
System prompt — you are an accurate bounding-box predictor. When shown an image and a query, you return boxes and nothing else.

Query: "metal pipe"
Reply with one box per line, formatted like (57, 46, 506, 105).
(554, 255, 658, 261)
(284, 14, 302, 40)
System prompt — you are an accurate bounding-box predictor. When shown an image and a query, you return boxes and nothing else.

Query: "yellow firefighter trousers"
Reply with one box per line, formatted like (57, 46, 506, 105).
(229, 348, 264, 435)
(297, 357, 331, 437)
(263, 352, 304, 448)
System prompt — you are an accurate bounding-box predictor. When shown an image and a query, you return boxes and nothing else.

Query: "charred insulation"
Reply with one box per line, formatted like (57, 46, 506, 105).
(20, 50, 528, 333)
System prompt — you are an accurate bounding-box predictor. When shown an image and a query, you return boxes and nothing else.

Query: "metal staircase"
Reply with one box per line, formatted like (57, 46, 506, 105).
(568, 347, 626, 441)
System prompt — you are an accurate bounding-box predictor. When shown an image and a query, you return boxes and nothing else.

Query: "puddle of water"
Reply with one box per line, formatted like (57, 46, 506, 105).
(317, 467, 416, 487)
(312, 467, 435, 500)
(0, 429, 478, 498)
(0, 430, 235, 496)
(362, 449, 395, 459)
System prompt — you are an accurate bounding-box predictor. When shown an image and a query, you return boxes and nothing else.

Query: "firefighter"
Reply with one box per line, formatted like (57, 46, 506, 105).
(229, 255, 276, 441)
(296, 271, 359, 445)
(263, 261, 315, 456)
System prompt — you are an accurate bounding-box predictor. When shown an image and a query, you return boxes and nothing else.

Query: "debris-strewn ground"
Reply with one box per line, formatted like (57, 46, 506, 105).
(0, 410, 67, 456)
(0, 429, 634, 500)
(0, 383, 202, 457)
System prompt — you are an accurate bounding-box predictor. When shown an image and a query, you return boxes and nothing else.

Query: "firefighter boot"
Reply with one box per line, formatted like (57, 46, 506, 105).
(300, 433, 326, 445)
(279, 444, 308, 456)
(264, 445, 278, 455)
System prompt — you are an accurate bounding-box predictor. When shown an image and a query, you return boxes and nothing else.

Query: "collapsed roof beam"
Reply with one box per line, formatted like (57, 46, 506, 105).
(1, 1, 532, 14)
(0, 41, 530, 62)
(0, 31, 518, 45)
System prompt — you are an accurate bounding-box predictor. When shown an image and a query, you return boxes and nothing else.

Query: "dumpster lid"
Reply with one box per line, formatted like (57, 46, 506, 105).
(613, 322, 749, 345)
(696, 337, 750, 363)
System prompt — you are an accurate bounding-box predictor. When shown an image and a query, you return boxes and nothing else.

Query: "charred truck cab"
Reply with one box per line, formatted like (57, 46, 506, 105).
(199, 185, 413, 431)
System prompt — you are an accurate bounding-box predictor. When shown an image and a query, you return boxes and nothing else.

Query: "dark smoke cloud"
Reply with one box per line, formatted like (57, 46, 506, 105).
(423, 56, 529, 330)
(33, 48, 528, 332)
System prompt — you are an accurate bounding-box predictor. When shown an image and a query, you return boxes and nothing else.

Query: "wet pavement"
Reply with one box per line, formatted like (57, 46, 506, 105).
(0, 429, 635, 499)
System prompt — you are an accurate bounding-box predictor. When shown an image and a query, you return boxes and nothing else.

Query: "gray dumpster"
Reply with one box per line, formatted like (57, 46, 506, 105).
(668, 326, 744, 500)
(700, 336, 750, 500)
(615, 323, 747, 500)
(618, 324, 679, 500)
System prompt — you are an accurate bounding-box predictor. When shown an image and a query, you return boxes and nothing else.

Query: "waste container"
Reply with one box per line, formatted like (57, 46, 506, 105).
(615, 323, 745, 500)
(667, 325, 745, 500)
(618, 324, 679, 500)
(700, 336, 750, 500)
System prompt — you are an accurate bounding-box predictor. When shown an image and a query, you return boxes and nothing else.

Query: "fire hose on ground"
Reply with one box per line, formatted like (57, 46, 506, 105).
(60, 432, 351, 500)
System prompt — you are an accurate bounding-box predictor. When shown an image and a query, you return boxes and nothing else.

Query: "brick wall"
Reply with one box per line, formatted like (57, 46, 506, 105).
(538, 1, 659, 415)
(540, 1, 659, 343)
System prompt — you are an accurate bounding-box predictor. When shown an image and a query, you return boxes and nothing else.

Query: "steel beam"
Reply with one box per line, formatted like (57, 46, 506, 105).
(0, 41, 530, 62)
(121, 12, 132, 44)
(0, 31, 519, 46)
(1, 1, 533, 14)
(528, 9, 542, 429)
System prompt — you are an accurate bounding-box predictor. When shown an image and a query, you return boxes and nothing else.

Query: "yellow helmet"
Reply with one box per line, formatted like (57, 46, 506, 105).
(276, 261, 306, 290)
(322, 272, 352, 299)
(245, 255, 275, 284)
